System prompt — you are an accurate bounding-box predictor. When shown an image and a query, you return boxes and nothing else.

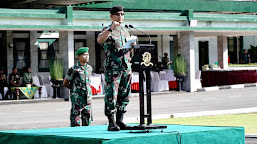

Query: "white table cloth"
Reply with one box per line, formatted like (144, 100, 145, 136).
(150, 71, 169, 92)
(159, 70, 176, 81)
(91, 74, 101, 91)
(131, 72, 139, 84)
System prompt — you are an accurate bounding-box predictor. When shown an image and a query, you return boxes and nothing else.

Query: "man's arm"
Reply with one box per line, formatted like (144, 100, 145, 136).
(17, 80, 20, 87)
(10, 80, 19, 87)
(97, 28, 111, 44)
(9, 76, 16, 86)
(63, 78, 70, 89)
(9, 80, 15, 85)
(97, 21, 120, 44)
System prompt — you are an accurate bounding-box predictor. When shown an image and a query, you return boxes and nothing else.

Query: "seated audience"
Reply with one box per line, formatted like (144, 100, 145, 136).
(22, 66, 34, 87)
(6, 67, 20, 100)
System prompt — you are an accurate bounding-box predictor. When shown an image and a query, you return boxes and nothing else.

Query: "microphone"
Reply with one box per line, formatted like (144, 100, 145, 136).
(129, 25, 152, 45)
(125, 25, 137, 36)
(125, 24, 138, 45)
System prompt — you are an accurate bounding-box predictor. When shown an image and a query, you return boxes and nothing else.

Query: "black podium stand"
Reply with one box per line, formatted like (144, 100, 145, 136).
(126, 44, 167, 132)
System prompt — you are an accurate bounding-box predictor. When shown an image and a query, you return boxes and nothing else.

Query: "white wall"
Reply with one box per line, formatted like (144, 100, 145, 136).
(162, 35, 173, 60)
(243, 35, 257, 50)
(194, 37, 218, 71)
(138, 35, 173, 62)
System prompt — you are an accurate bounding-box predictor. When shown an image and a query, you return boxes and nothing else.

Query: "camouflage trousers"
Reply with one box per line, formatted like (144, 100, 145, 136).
(104, 70, 132, 115)
(70, 100, 92, 127)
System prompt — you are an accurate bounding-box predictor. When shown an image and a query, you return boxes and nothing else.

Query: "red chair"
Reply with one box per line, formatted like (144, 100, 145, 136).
(91, 86, 101, 95)
(131, 83, 139, 91)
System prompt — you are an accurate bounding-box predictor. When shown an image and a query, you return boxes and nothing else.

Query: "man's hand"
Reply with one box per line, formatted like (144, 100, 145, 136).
(131, 41, 136, 46)
(110, 21, 120, 31)
(129, 41, 137, 52)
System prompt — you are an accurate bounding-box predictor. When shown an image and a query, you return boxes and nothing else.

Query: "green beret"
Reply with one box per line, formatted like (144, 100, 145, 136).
(110, 5, 124, 15)
(76, 47, 89, 55)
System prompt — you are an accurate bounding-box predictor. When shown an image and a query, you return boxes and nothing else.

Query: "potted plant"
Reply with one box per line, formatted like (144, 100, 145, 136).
(49, 58, 64, 98)
(173, 54, 187, 91)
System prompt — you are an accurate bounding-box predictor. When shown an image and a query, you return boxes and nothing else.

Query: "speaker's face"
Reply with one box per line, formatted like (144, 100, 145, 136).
(110, 11, 124, 23)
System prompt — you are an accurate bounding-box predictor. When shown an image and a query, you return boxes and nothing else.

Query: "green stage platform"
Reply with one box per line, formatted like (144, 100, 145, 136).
(0, 124, 245, 144)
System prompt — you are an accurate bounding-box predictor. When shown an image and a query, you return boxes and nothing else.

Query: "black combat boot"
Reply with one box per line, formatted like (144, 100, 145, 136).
(107, 115, 120, 131)
(116, 112, 132, 130)
(82, 112, 91, 126)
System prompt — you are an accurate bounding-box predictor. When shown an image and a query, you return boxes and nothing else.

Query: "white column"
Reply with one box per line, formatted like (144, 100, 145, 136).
(6, 31, 13, 74)
(236, 37, 240, 64)
(217, 36, 228, 69)
(157, 35, 162, 62)
(30, 31, 38, 74)
(85, 31, 96, 71)
(59, 31, 74, 100)
(59, 31, 75, 71)
(173, 35, 179, 56)
(179, 31, 196, 92)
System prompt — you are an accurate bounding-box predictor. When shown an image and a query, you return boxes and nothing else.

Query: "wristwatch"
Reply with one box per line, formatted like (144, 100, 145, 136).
(108, 28, 112, 32)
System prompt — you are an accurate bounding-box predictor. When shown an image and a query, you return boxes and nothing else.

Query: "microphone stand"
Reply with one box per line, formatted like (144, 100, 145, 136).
(125, 25, 136, 36)
(129, 25, 152, 45)
(125, 25, 138, 44)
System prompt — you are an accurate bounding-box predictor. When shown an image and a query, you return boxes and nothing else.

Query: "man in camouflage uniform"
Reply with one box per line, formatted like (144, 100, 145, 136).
(6, 67, 20, 100)
(63, 47, 93, 127)
(0, 66, 7, 100)
(97, 5, 136, 131)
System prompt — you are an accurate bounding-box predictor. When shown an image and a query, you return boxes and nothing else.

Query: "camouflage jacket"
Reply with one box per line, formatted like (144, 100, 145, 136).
(22, 72, 33, 85)
(65, 62, 92, 104)
(0, 73, 7, 87)
(101, 24, 131, 73)
(9, 72, 20, 86)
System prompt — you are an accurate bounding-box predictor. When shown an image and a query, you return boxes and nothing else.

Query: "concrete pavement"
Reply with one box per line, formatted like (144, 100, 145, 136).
(1, 82, 257, 105)
(1, 84, 257, 119)
(197, 83, 257, 92)
(1, 85, 257, 138)
(1, 88, 257, 122)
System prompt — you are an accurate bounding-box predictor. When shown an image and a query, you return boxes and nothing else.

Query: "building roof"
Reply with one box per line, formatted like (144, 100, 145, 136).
(75, 0, 257, 14)
(1, 0, 118, 9)
(1, 0, 257, 37)
(3, 0, 257, 14)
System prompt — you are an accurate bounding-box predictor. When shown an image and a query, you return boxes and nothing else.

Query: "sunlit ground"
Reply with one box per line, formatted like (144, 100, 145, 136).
(153, 113, 257, 134)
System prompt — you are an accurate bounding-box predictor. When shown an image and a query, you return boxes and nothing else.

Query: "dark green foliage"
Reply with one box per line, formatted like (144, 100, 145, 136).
(173, 54, 187, 75)
(49, 59, 63, 80)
